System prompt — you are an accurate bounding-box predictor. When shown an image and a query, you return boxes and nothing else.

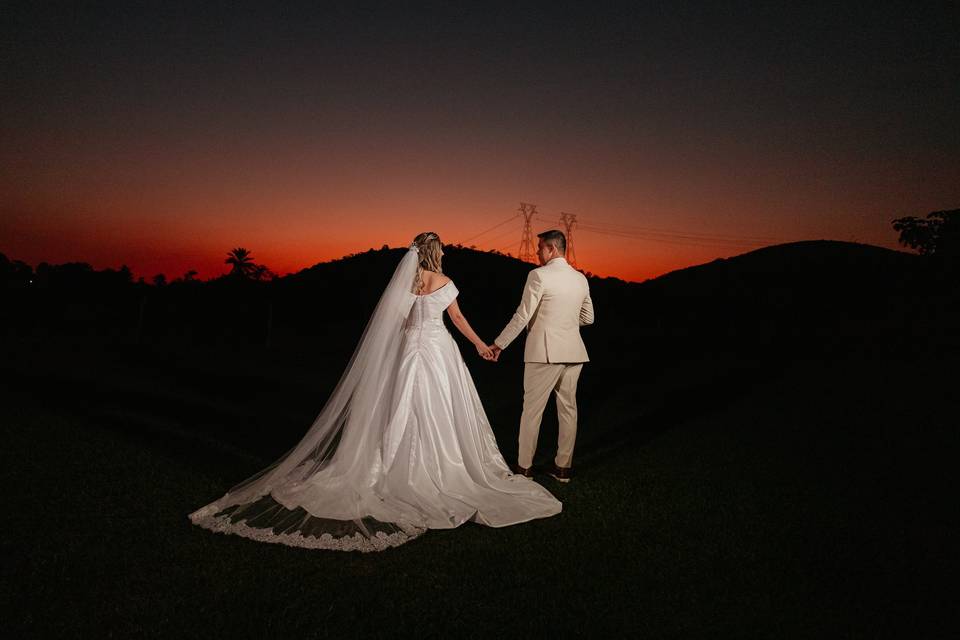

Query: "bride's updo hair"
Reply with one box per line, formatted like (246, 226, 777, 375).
(412, 231, 443, 294)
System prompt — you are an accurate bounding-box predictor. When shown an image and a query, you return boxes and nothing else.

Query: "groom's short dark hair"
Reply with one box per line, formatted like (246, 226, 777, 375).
(537, 229, 567, 255)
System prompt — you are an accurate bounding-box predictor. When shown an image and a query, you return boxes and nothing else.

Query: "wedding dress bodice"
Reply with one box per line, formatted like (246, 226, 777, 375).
(404, 281, 459, 331)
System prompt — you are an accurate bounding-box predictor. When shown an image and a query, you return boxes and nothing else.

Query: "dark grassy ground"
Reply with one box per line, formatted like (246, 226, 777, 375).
(2, 332, 958, 639)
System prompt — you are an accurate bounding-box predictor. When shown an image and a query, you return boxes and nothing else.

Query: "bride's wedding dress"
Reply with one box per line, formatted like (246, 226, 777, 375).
(188, 244, 561, 552)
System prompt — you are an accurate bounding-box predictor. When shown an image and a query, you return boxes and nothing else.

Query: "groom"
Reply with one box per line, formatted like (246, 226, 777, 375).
(488, 230, 594, 483)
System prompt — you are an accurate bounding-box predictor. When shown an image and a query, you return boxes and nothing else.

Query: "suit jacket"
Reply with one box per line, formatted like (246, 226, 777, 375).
(494, 256, 594, 363)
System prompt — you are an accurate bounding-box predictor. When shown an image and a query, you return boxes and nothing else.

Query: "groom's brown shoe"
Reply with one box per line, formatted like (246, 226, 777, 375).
(510, 463, 534, 477)
(548, 464, 572, 483)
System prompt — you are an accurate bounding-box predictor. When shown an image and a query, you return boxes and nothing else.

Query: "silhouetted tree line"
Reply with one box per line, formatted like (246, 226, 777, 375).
(0, 255, 135, 291)
(2, 210, 957, 358)
(0, 246, 283, 292)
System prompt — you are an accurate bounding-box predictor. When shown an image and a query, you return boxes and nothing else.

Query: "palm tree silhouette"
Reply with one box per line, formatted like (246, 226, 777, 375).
(225, 248, 256, 279)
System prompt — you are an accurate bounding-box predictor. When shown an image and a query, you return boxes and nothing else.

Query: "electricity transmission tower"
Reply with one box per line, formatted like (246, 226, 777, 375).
(559, 212, 578, 268)
(517, 202, 538, 263)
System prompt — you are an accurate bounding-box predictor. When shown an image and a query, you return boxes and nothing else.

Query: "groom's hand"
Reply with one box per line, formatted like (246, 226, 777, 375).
(488, 344, 502, 362)
(476, 342, 495, 360)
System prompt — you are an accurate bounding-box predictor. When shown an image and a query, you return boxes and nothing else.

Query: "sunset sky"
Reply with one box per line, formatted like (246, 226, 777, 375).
(2, 2, 958, 282)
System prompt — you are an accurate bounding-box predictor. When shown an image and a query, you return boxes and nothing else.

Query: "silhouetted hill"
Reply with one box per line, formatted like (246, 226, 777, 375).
(3, 240, 955, 358)
(233, 240, 951, 358)
(643, 240, 917, 293)
(628, 240, 947, 355)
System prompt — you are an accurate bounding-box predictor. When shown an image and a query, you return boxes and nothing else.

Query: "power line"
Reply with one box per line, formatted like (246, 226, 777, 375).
(456, 214, 519, 245)
(574, 225, 769, 248)
(461, 206, 796, 262)
(466, 225, 521, 251)
(497, 223, 764, 254)
(564, 217, 790, 243)
(578, 223, 790, 244)
(482, 225, 523, 245)
(535, 214, 750, 242)
(533, 213, 792, 245)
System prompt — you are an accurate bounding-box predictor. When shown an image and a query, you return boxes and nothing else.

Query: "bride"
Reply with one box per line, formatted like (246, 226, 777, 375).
(188, 231, 562, 552)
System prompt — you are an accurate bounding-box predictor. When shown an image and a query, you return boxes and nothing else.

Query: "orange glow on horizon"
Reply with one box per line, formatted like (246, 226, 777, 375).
(0, 184, 918, 285)
(1, 130, 943, 284)
(0, 210, 908, 285)
(0, 205, 693, 283)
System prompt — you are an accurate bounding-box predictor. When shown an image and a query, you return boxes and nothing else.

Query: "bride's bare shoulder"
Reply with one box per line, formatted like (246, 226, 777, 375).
(422, 270, 451, 285)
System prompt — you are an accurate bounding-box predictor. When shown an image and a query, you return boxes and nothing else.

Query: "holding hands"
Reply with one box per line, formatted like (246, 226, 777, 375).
(449, 299, 500, 363)
(447, 297, 501, 362)
(475, 342, 495, 360)
(475, 342, 501, 362)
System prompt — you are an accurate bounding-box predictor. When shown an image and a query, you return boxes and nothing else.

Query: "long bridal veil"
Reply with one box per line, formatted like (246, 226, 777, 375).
(189, 244, 427, 551)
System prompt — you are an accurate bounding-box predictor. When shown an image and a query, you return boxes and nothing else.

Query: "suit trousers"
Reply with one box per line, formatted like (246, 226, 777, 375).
(518, 362, 584, 469)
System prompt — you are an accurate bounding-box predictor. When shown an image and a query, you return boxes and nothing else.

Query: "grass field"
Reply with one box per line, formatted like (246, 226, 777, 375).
(2, 334, 957, 638)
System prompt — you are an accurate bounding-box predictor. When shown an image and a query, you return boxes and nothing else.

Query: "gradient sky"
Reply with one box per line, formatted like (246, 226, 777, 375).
(2, 1, 958, 282)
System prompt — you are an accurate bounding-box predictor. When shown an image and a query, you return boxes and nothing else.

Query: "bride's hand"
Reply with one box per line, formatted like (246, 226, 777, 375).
(476, 343, 494, 360)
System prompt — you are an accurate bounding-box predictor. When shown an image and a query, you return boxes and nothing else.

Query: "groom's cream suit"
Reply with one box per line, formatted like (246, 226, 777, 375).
(494, 256, 594, 469)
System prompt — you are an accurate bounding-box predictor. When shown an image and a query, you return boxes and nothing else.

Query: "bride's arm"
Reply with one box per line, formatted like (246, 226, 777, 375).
(446, 299, 494, 358)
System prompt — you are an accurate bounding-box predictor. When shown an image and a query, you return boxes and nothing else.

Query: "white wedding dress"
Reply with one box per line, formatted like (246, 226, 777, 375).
(189, 245, 561, 552)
